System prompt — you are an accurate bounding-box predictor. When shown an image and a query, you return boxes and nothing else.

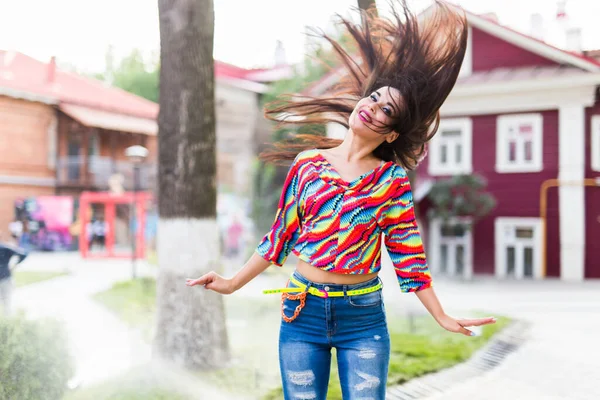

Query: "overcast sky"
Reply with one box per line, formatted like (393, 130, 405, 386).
(1, 0, 598, 73)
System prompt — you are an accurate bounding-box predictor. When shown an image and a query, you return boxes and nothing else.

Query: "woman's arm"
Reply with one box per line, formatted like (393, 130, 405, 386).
(186, 252, 271, 294)
(187, 154, 304, 295)
(415, 287, 496, 336)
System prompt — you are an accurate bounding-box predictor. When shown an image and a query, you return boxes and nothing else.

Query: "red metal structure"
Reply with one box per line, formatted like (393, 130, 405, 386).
(79, 191, 152, 259)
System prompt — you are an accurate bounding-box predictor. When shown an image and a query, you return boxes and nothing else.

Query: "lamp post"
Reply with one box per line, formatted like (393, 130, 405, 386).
(125, 145, 148, 279)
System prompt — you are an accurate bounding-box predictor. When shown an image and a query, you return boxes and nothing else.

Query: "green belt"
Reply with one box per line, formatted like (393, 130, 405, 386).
(263, 275, 382, 298)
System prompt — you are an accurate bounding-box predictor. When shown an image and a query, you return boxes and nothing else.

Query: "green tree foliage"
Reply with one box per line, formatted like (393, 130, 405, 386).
(251, 159, 279, 238)
(97, 48, 159, 103)
(252, 46, 335, 238)
(426, 174, 497, 226)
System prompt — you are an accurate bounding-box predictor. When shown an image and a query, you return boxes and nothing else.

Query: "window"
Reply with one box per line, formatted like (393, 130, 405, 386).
(88, 130, 102, 174)
(494, 218, 542, 279)
(592, 115, 600, 172)
(496, 114, 543, 173)
(429, 218, 472, 279)
(88, 130, 100, 157)
(428, 118, 472, 175)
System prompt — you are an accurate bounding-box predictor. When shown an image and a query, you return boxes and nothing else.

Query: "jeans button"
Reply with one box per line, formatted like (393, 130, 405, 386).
(324, 286, 330, 292)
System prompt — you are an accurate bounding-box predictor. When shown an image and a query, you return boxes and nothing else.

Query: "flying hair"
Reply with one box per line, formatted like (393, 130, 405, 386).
(260, 0, 468, 169)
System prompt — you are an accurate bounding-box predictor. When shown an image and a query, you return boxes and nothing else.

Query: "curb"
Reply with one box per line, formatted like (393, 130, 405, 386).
(386, 320, 530, 399)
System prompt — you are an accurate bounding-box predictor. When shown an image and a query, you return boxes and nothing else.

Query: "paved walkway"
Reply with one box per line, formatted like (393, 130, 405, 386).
(400, 279, 600, 400)
(243, 260, 600, 400)
(14, 252, 252, 399)
(12, 252, 600, 399)
(13, 252, 156, 387)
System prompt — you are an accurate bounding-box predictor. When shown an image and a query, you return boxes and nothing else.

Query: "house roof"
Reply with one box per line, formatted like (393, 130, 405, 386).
(305, 5, 600, 96)
(457, 65, 590, 86)
(0, 50, 159, 119)
(61, 104, 158, 136)
(459, 7, 600, 71)
(215, 61, 254, 80)
(244, 64, 294, 82)
(583, 49, 600, 62)
(214, 61, 292, 92)
(215, 61, 293, 83)
(0, 51, 280, 121)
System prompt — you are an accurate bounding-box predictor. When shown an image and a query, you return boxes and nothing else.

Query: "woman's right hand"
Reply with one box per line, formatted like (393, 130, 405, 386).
(186, 272, 236, 295)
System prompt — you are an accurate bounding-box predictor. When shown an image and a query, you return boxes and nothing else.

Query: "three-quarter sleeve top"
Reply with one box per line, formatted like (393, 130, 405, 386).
(256, 149, 432, 292)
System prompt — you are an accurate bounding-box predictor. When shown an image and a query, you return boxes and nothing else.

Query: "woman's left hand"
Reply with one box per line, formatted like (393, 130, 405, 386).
(437, 314, 496, 336)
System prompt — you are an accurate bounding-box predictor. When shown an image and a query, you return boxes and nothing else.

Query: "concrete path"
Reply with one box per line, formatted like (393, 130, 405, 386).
(13, 252, 156, 387)
(242, 259, 600, 400)
(414, 278, 600, 400)
(12, 252, 600, 399)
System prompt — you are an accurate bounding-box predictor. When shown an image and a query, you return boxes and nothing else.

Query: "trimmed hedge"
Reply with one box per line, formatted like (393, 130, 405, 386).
(0, 314, 74, 400)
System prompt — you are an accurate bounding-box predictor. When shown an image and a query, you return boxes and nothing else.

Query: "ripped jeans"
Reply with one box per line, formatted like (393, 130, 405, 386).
(279, 270, 390, 400)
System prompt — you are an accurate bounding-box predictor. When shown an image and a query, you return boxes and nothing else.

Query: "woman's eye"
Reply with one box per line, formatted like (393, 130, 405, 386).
(382, 107, 392, 116)
(369, 94, 377, 101)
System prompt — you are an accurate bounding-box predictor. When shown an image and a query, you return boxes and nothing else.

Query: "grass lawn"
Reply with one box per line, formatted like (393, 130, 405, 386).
(13, 270, 69, 287)
(89, 277, 509, 400)
(63, 367, 190, 400)
(65, 386, 186, 400)
(92, 277, 156, 341)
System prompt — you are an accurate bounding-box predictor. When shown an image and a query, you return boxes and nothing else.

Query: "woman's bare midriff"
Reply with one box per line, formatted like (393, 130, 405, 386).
(295, 258, 379, 284)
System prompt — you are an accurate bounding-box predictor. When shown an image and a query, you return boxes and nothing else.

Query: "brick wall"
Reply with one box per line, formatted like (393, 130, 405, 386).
(0, 96, 57, 234)
(0, 96, 55, 178)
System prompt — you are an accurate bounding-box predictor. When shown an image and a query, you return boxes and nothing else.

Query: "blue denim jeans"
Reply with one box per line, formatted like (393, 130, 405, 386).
(279, 270, 390, 400)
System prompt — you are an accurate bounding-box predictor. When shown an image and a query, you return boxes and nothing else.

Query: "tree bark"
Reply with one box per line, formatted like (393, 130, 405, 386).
(154, 0, 229, 369)
(357, 0, 378, 16)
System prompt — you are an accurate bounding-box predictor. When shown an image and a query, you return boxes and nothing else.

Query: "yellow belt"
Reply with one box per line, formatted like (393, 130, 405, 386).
(262, 276, 382, 299)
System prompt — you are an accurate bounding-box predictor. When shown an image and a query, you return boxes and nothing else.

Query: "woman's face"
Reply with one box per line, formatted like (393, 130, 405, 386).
(349, 86, 402, 141)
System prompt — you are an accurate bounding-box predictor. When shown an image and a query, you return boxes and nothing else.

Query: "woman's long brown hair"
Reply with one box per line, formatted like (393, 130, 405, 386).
(260, 0, 468, 168)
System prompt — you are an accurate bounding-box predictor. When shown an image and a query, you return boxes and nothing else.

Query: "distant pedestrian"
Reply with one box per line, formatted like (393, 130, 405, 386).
(0, 234, 28, 316)
(88, 218, 107, 250)
(225, 216, 244, 258)
(18, 217, 31, 251)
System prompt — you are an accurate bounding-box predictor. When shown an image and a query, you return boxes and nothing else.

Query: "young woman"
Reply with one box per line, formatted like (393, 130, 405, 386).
(187, 1, 495, 398)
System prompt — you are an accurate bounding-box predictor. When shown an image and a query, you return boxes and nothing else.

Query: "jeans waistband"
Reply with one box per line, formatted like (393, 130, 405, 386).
(291, 270, 381, 293)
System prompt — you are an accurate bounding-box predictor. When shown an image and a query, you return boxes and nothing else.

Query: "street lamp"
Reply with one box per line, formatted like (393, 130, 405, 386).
(125, 145, 148, 279)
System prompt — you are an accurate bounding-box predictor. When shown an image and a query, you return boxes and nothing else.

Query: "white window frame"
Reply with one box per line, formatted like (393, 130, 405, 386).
(496, 113, 543, 173)
(591, 115, 600, 172)
(429, 217, 473, 280)
(494, 217, 543, 279)
(428, 118, 472, 176)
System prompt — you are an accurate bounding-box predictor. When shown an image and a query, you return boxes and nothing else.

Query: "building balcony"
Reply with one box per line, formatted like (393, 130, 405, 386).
(56, 156, 156, 191)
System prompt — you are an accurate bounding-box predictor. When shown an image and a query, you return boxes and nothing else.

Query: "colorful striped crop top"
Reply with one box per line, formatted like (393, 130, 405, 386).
(256, 149, 432, 292)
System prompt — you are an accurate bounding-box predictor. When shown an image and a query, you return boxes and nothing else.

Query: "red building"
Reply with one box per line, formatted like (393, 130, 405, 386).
(0, 51, 288, 239)
(0, 51, 159, 235)
(309, 9, 600, 281)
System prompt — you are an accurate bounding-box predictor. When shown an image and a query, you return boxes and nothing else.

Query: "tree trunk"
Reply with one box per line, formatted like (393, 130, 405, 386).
(357, 0, 378, 16)
(153, 0, 229, 369)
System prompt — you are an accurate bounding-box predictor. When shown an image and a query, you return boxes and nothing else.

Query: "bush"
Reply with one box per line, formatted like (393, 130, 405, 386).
(0, 314, 74, 400)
